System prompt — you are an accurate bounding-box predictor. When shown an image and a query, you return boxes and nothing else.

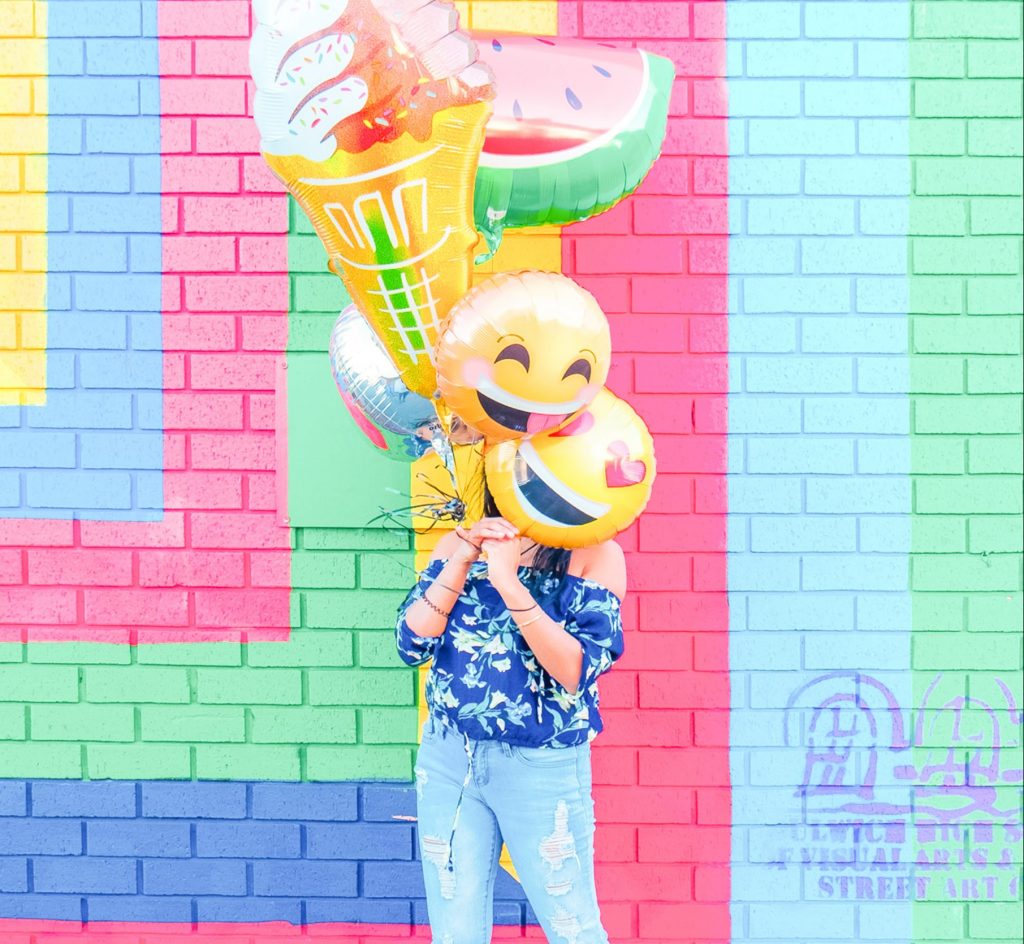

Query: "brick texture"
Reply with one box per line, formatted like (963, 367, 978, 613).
(726, 2, 1022, 943)
(906, 3, 1023, 939)
(1, 0, 1020, 940)
(0, 0, 728, 936)
(0, 0, 291, 645)
(561, 1, 731, 937)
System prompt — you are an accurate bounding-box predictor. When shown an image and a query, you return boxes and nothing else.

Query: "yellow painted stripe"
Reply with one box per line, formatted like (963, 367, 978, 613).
(0, 0, 47, 406)
(411, 0, 560, 885)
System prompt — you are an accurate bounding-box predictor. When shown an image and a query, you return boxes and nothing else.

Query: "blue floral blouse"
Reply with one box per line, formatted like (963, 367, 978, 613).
(394, 558, 625, 748)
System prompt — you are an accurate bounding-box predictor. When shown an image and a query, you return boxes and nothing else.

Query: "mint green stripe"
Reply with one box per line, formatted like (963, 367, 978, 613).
(910, 0, 1024, 933)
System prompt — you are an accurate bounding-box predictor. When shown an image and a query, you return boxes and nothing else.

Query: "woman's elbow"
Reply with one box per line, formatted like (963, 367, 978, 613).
(397, 650, 430, 668)
(395, 617, 438, 666)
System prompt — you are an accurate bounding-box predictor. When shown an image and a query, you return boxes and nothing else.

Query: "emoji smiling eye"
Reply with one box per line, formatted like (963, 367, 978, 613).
(496, 343, 531, 370)
(562, 358, 592, 382)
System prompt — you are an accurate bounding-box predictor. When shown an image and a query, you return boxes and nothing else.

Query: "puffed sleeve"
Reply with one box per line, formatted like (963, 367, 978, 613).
(549, 579, 625, 702)
(394, 558, 445, 667)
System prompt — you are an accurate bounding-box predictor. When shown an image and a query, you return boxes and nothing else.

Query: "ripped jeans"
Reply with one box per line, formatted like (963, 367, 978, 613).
(414, 715, 610, 944)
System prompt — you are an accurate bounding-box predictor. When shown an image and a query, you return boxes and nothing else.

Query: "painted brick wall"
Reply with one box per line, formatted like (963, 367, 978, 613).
(907, 2, 1023, 937)
(0, 0, 291, 645)
(558, 3, 731, 939)
(0, 0, 1020, 941)
(726, 1, 1021, 942)
(0, 0, 728, 937)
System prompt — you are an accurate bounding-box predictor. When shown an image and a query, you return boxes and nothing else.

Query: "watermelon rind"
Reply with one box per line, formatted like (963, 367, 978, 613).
(472, 50, 675, 260)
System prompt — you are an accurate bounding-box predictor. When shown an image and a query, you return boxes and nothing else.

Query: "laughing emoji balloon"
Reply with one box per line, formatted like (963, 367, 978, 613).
(485, 388, 656, 548)
(435, 270, 611, 442)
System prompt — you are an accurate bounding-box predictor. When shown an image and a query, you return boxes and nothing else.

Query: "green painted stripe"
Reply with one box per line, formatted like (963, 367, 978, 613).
(286, 197, 421, 781)
(909, 0, 1023, 931)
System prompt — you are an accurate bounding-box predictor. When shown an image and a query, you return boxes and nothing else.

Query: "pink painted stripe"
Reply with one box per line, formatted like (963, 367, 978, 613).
(558, 0, 731, 936)
(0, 919, 546, 941)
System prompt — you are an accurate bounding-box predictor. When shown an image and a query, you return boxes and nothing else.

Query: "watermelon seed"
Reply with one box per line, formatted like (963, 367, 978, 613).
(565, 87, 582, 110)
(492, 38, 502, 52)
(512, 99, 523, 120)
(593, 65, 612, 78)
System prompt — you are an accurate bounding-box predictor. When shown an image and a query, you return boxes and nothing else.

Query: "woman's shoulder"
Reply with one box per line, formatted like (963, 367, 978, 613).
(569, 540, 626, 601)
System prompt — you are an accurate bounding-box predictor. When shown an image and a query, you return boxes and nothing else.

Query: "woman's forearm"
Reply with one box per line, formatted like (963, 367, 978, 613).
(404, 556, 473, 638)
(493, 578, 584, 694)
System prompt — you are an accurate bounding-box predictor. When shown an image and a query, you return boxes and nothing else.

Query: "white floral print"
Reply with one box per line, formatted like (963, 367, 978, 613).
(395, 559, 624, 747)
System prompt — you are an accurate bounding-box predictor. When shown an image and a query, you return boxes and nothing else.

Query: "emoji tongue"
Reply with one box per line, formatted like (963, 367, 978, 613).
(527, 411, 568, 435)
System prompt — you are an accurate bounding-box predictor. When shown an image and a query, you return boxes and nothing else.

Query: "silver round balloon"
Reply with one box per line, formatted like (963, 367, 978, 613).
(328, 304, 441, 461)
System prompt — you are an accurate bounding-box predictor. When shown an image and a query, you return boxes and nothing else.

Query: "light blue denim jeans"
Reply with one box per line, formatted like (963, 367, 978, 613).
(414, 714, 610, 944)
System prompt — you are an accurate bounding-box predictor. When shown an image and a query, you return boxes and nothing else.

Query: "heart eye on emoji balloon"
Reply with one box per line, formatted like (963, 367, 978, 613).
(485, 388, 656, 549)
(435, 271, 611, 442)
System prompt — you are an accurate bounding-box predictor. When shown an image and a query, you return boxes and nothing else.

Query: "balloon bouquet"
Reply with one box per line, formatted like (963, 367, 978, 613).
(251, 0, 674, 549)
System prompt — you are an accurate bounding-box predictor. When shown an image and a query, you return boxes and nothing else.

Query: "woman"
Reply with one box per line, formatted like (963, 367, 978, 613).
(394, 487, 626, 944)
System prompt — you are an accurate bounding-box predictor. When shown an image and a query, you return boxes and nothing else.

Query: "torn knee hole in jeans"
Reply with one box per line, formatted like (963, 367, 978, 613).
(540, 799, 583, 898)
(545, 877, 574, 896)
(539, 799, 579, 871)
(422, 834, 457, 899)
(549, 906, 584, 944)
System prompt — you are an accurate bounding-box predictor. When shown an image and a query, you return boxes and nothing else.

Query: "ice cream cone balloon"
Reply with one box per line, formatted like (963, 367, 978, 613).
(252, 0, 494, 398)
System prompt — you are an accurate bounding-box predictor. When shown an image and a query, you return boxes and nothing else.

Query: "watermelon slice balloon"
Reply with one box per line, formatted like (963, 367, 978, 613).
(471, 33, 676, 259)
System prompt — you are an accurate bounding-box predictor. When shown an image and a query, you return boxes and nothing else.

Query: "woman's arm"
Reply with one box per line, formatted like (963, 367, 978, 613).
(402, 518, 520, 639)
(401, 533, 473, 639)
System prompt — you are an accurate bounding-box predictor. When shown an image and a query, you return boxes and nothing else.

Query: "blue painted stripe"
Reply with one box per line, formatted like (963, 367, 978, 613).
(0, 778, 530, 924)
(0, 0, 163, 521)
(727, 1, 911, 939)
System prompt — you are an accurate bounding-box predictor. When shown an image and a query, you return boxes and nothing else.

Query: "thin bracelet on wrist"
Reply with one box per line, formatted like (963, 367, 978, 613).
(507, 602, 538, 612)
(435, 579, 462, 595)
(515, 612, 544, 628)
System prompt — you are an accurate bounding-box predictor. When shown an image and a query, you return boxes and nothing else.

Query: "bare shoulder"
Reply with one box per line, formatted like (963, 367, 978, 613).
(429, 530, 462, 562)
(574, 539, 627, 601)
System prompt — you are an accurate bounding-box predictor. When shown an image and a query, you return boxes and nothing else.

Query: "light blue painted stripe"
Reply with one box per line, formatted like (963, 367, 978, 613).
(727, 1, 911, 939)
(0, 0, 163, 521)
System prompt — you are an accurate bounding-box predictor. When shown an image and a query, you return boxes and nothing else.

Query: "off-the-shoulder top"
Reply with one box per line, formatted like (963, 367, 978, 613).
(394, 558, 625, 748)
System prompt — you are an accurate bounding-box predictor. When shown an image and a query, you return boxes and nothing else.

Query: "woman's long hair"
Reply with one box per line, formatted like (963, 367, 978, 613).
(481, 475, 571, 603)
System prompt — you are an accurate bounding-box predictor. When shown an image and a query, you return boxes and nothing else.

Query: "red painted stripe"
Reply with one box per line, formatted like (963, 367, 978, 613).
(559, 1, 731, 938)
(0, 920, 546, 941)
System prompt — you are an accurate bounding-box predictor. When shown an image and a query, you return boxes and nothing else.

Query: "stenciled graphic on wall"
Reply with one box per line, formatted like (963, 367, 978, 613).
(776, 672, 1022, 902)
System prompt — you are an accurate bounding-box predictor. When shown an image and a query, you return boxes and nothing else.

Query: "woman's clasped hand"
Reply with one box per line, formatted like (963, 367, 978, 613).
(455, 516, 527, 591)
(452, 516, 519, 560)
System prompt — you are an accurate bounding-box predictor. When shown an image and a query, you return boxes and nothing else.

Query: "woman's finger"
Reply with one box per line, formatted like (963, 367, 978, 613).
(455, 526, 481, 548)
(467, 517, 519, 541)
(479, 527, 513, 541)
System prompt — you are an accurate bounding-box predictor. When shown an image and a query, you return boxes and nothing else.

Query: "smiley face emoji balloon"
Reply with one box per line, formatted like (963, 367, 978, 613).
(436, 270, 611, 441)
(485, 388, 656, 548)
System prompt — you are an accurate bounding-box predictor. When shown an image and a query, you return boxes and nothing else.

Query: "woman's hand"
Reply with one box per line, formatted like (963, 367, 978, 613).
(480, 533, 522, 591)
(452, 516, 519, 564)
